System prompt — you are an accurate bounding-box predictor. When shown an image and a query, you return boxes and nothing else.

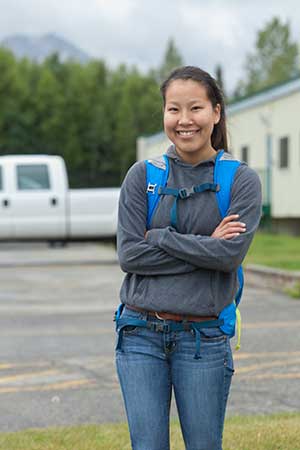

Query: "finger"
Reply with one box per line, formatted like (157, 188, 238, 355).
(218, 217, 235, 227)
(223, 225, 246, 233)
(220, 222, 246, 231)
(220, 215, 240, 225)
(215, 229, 239, 239)
(212, 220, 246, 238)
(222, 232, 241, 240)
(217, 228, 245, 238)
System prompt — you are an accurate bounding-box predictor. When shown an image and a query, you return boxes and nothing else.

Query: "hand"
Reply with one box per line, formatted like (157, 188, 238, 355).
(211, 214, 246, 240)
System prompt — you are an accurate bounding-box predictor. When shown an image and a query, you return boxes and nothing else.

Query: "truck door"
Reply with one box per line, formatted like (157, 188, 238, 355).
(10, 162, 67, 239)
(0, 164, 13, 239)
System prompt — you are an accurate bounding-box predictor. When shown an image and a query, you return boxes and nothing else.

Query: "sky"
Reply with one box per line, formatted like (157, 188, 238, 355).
(0, 0, 300, 95)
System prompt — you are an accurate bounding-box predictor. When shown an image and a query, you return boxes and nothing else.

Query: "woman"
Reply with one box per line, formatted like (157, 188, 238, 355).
(116, 66, 262, 450)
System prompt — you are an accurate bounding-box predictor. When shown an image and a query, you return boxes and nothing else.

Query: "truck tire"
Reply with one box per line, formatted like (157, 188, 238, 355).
(48, 240, 68, 248)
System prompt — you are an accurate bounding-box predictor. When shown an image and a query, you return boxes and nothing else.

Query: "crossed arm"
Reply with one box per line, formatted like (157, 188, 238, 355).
(117, 162, 262, 275)
(117, 162, 197, 275)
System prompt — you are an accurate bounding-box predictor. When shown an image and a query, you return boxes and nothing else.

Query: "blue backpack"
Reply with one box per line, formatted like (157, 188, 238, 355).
(115, 149, 243, 357)
(145, 149, 243, 349)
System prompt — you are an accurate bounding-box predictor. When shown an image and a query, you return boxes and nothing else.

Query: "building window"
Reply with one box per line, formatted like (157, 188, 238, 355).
(16, 164, 51, 190)
(241, 146, 249, 164)
(279, 137, 289, 168)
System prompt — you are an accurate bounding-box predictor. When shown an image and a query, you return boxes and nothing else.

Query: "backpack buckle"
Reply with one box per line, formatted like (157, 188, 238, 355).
(179, 187, 194, 199)
(147, 182, 157, 194)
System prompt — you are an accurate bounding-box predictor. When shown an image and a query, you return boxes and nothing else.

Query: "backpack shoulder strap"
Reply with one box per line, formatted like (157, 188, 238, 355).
(214, 149, 241, 217)
(214, 149, 244, 307)
(145, 154, 169, 229)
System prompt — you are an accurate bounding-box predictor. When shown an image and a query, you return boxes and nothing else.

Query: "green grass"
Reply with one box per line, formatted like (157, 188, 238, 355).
(245, 232, 300, 271)
(0, 413, 299, 450)
(285, 282, 300, 299)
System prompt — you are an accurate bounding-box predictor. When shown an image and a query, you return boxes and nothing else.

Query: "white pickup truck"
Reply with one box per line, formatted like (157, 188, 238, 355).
(0, 154, 120, 243)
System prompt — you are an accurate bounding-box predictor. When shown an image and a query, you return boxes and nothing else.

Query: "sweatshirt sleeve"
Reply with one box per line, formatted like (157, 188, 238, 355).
(146, 165, 262, 272)
(117, 161, 198, 275)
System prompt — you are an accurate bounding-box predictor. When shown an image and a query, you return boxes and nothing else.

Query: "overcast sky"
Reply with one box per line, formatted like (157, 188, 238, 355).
(0, 0, 299, 95)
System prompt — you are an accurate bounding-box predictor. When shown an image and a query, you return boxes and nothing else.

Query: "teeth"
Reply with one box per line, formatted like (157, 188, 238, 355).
(178, 131, 196, 136)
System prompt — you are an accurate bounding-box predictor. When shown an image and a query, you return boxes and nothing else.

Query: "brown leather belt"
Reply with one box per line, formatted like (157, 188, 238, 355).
(126, 305, 217, 323)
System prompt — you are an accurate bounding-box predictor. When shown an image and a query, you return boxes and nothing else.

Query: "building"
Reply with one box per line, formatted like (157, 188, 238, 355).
(137, 76, 300, 235)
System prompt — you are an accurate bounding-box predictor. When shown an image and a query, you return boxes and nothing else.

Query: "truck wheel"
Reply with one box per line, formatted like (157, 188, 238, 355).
(48, 240, 67, 248)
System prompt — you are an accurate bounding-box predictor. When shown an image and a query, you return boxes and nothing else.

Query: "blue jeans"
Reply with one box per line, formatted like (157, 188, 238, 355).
(115, 306, 234, 450)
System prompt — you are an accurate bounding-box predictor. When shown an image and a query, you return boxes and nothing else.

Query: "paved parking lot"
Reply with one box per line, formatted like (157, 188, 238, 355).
(0, 242, 299, 431)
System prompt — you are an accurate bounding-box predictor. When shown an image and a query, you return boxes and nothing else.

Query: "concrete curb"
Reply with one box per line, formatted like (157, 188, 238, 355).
(0, 246, 299, 295)
(245, 264, 300, 292)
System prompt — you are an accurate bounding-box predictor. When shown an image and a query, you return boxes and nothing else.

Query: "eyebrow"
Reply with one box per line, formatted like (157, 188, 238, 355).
(165, 98, 205, 105)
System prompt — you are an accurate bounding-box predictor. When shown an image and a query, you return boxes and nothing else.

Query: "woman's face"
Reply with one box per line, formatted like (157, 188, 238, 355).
(163, 79, 221, 164)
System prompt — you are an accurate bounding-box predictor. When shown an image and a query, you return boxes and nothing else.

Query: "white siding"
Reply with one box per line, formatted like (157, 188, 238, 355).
(228, 89, 300, 217)
(137, 133, 171, 161)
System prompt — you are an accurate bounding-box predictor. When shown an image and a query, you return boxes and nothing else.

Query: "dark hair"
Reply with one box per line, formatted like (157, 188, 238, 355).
(160, 66, 228, 151)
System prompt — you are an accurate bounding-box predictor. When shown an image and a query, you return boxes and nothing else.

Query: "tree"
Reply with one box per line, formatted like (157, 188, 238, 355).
(0, 48, 30, 153)
(233, 17, 299, 99)
(30, 65, 65, 154)
(214, 63, 226, 99)
(114, 68, 162, 181)
(156, 38, 184, 83)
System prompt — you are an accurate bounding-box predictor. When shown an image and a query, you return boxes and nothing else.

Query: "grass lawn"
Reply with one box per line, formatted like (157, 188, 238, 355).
(0, 413, 299, 450)
(245, 232, 300, 271)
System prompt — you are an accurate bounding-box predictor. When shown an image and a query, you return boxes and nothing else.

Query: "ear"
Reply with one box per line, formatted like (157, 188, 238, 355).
(214, 103, 221, 125)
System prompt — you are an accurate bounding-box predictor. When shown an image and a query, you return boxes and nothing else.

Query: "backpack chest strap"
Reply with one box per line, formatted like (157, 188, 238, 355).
(158, 183, 219, 229)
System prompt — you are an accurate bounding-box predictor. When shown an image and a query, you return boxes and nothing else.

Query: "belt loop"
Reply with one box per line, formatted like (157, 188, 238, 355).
(192, 326, 202, 359)
(182, 319, 190, 332)
(116, 326, 124, 352)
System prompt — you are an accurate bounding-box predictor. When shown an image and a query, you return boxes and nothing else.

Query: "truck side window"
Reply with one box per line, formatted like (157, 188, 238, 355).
(16, 164, 51, 190)
(0, 166, 2, 191)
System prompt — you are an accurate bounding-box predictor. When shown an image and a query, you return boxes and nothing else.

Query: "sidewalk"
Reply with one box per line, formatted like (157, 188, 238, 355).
(0, 242, 118, 267)
(1, 242, 299, 294)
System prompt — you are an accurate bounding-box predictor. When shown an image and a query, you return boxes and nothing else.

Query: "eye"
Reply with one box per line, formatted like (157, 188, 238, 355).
(192, 106, 203, 111)
(167, 107, 178, 112)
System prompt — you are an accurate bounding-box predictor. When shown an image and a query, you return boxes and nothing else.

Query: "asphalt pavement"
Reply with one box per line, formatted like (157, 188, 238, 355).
(0, 242, 299, 432)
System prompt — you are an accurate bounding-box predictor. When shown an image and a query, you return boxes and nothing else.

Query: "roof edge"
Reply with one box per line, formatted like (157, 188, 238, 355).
(227, 75, 300, 115)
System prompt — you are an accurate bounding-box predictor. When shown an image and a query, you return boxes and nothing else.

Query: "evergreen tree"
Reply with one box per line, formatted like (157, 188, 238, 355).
(233, 17, 299, 99)
(31, 64, 65, 154)
(157, 38, 184, 83)
(214, 63, 226, 99)
(114, 68, 162, 181)
(0, 48, 26, 153)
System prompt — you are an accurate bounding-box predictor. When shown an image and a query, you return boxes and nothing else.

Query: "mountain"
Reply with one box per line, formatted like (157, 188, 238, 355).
(0, 33, 91, 63)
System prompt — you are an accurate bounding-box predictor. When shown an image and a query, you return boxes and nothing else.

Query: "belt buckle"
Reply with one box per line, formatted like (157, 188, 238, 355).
(151, 314, 170, 333)
(155, 312, 165, 321)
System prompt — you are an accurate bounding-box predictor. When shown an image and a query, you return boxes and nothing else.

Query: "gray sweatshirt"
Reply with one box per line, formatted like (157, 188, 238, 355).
(117, 145, 262, 316)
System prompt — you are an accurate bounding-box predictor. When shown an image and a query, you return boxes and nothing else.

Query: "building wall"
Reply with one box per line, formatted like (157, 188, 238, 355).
(137, 133, 171, 161)
(228, 89, 300, 218)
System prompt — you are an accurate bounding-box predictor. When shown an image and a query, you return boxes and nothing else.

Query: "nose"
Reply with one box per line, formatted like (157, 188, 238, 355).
(178, 110, 193, 126)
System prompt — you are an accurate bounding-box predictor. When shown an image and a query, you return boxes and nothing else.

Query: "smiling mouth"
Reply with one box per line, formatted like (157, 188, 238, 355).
(176, 130, 200, 136)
